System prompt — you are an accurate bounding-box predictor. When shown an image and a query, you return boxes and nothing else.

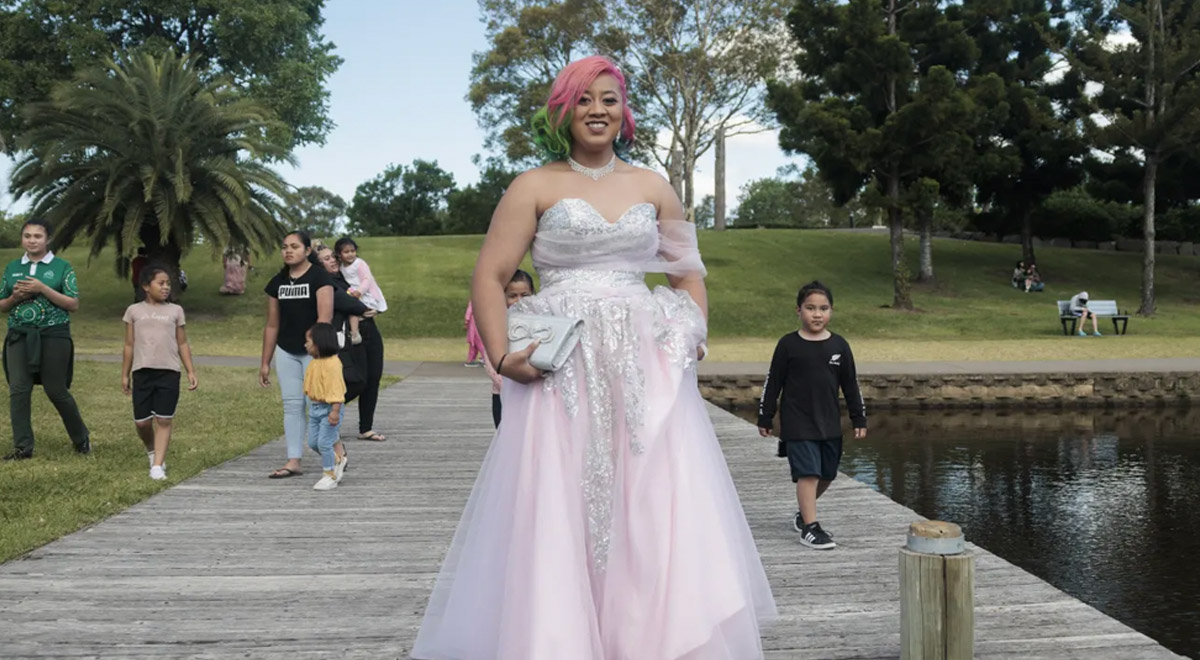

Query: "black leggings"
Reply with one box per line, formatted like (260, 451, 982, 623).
(345, 317, 384, 433)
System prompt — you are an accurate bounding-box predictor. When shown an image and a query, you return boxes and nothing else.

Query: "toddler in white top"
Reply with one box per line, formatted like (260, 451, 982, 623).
(334, 238, 387, 343)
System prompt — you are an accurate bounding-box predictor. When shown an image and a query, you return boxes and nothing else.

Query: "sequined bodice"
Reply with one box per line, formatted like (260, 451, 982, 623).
(533, 199, 658, 290)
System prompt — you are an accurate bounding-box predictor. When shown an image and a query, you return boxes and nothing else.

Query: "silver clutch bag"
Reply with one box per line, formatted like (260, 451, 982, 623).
(507, 312, 584, 372)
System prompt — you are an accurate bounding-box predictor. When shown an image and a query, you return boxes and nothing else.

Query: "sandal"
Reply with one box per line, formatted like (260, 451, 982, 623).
(357, 430, 387, 442)
(268, 467, 303, 479)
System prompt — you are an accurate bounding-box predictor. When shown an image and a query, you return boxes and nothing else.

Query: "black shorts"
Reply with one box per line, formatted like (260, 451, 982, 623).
(784, 438, 843, 482)
(132, 368, 180, 421)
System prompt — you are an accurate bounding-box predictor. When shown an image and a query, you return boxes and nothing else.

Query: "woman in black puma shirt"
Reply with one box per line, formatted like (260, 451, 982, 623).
(260, 230, 333, 479)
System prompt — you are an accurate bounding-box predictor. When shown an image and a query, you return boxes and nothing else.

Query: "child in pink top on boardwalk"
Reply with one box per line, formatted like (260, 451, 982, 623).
(334, 237, 386, 345)
(121, 265, 198, 481)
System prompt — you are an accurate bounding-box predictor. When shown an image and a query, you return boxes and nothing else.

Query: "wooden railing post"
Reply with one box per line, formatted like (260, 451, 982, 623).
(900, 520, 974, 659)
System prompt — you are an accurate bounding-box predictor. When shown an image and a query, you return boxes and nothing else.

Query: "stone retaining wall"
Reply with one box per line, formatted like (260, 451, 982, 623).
(700, 371, 1200, 410)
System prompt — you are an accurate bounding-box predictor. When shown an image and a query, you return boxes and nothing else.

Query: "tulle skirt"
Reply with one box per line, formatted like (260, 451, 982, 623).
(412, 281, 776, 659)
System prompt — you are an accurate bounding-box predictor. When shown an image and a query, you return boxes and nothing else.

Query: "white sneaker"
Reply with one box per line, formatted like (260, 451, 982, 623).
(149, 465, 167, 481)
(313, 475, 338, 491)
(334, 455, 348, 483)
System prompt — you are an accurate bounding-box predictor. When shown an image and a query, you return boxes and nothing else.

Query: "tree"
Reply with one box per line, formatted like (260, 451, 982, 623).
(286, 186, 346, 238)
(615, 0, 793, 217)
(693, 195, 715, 229)
(1067, 0, 1200, 316)
(769, 0, 988, 307)
(0, 0, 342, 151)
(9, 51, 292, 287)
(1086, 150, 1200, 241)
(445, 160, 519, 235)
(734, 178, 807, 228)
(0, 208, 23, 248)
(963, 0, 1087, 266)
(469, 0, 639, 165)
(346, 160, 457, 236)
(469, 0, 791, 218)
(733, 167, 859, 228)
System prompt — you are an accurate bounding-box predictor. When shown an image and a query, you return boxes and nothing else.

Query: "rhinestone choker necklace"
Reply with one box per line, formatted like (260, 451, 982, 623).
(568, 155, 617, 181)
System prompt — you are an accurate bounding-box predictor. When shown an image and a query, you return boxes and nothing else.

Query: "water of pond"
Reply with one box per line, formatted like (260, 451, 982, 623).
(728, 405, 1200, 658)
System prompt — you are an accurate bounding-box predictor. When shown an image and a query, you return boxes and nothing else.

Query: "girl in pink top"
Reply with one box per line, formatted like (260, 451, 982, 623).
(121, 266, 199, 481)
(334, 238, 387, 344)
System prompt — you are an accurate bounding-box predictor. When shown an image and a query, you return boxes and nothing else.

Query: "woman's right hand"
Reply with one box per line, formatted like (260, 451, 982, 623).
(121, 374, 131, 396)
(258, 364, 271, 388)
(498, 341, 543, 384)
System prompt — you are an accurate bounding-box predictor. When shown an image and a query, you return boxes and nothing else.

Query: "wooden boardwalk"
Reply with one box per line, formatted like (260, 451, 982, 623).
(0, 375, 1185, 659)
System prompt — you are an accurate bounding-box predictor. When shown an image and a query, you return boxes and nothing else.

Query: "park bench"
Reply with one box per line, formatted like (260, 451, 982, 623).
(1057, 300, 1129, 336)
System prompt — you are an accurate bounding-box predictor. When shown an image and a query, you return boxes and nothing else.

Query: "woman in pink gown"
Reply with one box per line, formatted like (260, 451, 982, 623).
(412, 56, 775, 660)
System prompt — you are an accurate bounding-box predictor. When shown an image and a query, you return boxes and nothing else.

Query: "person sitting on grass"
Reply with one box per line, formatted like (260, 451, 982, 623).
(1025, 263, 1044, 292)
(1069, 290, 1101, 337)
(1012, 260, 1027, 290)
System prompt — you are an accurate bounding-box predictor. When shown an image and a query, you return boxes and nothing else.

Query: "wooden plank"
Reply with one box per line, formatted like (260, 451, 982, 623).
(0, 375, 1185, 659)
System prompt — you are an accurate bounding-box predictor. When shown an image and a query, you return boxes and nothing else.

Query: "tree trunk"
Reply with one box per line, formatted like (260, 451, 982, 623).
(1138, 154, 1157, 317)
(1020, 208, 1036, 265)
(1138, 0, 1160, 318)
(917, 210, 934, 282)
(668, 147, 684, 200)
(888, 169, 913, 309)
(714, 127, 726, 231)
(885, 0, 910, 308)
(683, 151, 696, 223)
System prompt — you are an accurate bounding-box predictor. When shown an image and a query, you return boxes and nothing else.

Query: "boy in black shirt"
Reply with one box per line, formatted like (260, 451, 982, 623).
(758, 281, 867, 549)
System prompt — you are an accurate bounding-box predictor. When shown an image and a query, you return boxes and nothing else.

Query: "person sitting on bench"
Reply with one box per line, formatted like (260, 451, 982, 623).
(1069, 290, 1101, 336)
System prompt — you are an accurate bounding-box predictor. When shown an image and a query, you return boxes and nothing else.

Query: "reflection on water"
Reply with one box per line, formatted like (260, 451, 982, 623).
(729, 405, 1200, 658)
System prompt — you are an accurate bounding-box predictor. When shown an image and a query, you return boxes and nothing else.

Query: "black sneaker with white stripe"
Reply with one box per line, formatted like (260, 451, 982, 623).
(796, 519, 836, 550)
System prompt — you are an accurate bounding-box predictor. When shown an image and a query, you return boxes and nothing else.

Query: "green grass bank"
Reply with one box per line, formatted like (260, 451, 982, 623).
(3, 230, 1198, 361)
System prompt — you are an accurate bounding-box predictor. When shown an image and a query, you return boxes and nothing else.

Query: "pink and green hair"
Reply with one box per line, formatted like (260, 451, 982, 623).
(531, 55, 636, 160)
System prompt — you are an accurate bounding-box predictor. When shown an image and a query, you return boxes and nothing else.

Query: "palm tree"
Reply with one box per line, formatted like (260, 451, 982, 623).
(9, 50, 292, 285)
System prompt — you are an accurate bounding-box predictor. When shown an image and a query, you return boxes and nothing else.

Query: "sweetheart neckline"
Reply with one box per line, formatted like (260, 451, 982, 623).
(542, 198, 656, 226)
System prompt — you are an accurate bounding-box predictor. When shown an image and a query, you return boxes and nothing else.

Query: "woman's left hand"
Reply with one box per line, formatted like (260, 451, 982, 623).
(14, 277, 45, 298)
(499, 342, 544, 384)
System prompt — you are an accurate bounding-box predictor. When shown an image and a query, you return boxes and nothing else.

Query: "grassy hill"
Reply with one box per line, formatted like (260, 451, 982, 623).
(5, 230, 1198, 362)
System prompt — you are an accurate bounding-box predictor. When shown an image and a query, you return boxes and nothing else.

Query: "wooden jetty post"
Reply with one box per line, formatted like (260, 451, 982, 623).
(900, 520, 974, 660)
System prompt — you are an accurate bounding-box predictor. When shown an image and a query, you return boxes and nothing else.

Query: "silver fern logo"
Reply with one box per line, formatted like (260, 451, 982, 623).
(829, 353, 841, 366)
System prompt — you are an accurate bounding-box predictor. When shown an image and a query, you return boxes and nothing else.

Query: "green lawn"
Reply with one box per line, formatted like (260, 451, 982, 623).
(4, 230, 1198, 360)
(0, 363, 281, 562)
(0, 362, 399, 563)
